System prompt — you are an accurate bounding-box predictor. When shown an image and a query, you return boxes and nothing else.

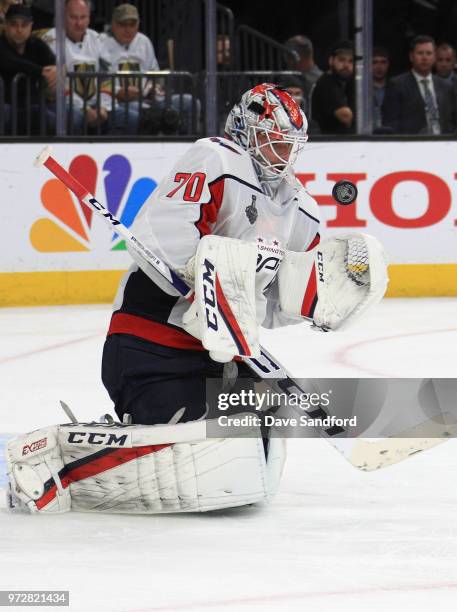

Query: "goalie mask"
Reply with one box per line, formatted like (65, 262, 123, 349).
(225, 83, 308, 181)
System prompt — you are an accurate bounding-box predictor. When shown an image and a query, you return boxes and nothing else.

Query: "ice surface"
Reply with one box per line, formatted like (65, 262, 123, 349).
(1, 299, 456, 611)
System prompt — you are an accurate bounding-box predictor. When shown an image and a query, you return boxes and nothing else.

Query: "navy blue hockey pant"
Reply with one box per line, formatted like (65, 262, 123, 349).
(101, 334, 253, 426)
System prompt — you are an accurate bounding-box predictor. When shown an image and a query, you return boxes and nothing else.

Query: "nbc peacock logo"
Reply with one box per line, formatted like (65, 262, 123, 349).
(30, 154, 157, 252)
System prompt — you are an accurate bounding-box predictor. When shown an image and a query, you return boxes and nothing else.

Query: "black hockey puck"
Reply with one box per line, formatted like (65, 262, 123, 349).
(332, 180, 358, 205)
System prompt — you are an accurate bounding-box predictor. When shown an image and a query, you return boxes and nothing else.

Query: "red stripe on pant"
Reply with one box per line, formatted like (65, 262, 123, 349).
(108, 312, 204, 351)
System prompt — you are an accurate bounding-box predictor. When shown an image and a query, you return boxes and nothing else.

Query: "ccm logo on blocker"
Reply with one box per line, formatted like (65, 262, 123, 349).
(202, 258, 218, 331)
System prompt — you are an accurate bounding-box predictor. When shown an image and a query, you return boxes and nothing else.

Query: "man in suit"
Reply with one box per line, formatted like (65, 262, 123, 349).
(382, 35, 456, 135)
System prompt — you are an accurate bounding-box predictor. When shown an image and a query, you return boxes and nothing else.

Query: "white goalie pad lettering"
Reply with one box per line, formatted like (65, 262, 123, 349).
(278, 233, 388, 330)
(6, 420, 285, 514)
(182, 235, 260, 359)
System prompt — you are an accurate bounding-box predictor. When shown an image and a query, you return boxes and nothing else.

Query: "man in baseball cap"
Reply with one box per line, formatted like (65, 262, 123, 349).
(111, 4, 140, 49)
(0, 2, 56, 133)
(5, 4, 33, 23)
(112, 3, 139, 26)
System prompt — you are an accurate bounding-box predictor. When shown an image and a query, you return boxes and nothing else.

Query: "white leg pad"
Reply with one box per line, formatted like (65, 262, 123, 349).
(6, 426, 70, 513)
(5, 421, 286, 514)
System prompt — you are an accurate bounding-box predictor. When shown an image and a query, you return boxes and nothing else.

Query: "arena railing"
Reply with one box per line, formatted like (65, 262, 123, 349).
(0, 71, 199, 138)
(3, 70, 457, 141)
(216, 3, 236, 70)
(235, 25, 299, 71)
(66, 70, 199, 137)
(10, 73, 51, 137)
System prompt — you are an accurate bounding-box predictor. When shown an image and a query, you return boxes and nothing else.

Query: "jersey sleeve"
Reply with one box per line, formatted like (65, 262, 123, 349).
(289, 183, 321, 252)
(262, 181, 320, 330)
(127, 139, 226, 286)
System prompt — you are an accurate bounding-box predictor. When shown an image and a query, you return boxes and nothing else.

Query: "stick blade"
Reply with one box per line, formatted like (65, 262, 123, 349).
(344, 413, 457, 471)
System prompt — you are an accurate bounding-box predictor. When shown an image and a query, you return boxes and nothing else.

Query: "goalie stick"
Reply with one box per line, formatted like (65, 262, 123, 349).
(34, 146, 455, 471)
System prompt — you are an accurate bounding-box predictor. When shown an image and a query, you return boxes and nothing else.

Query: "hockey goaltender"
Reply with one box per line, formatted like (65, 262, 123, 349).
(6, 84, 388, 514)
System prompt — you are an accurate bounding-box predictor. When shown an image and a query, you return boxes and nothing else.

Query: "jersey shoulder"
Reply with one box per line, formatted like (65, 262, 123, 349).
(98, 31, 110, 44)
(41, 27, 55, 45)
(133, 32, 153, 47)
(98, 31, 113, 51)
(85, 28, 100, 43)
(29, 35, 52, 53)
(194, 137, 258, 185)
(153, 140, 225, 196)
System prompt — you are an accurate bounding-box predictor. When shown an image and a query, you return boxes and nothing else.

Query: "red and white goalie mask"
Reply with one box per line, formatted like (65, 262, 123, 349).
(225, 83, 308, 180)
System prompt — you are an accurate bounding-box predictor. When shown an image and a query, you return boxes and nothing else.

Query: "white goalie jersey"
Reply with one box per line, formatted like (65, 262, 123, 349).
(108, 136, 320, 350)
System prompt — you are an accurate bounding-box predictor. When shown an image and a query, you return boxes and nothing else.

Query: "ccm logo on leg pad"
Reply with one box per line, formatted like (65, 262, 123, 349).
(67, 432, 129, 446)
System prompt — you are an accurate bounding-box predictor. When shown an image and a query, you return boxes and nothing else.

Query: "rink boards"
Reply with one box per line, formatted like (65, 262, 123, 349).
(1, 140, 456, 306)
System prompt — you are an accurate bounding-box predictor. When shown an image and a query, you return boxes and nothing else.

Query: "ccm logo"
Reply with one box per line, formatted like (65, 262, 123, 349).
(22, 437, 47, 455)
(88, 197, 120, 226)
(67, 432, 128, 446)
(202, 258, 218, 331)
(317, 251, 324, 281)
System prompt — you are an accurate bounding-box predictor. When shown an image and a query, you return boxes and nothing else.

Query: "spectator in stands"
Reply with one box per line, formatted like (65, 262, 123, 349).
(382, 35, 456, 135)
(0, 4, 56, 134)
(311, 40, 354, 134)
(372, 46, 390, 131)
(99, 3, 197, 135)
(284, 35, 322, 117)
(217, 33, 231, 70)
(284, 35, 322, 88)
(43, 0, 110, 134)
(279, 74, 319, 134)
(0, 2, 17, 15)
(280, 75, 306, 110)
(98, 3, 160, 135)
(0, 0, 18, 34)
(0, 0, 8, 129)
(0, 0, 18, 130)
(435, 43, 457, 88)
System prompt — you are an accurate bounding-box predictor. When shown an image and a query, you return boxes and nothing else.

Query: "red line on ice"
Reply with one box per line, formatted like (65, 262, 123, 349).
(0, 334, 101, 365)
(333, 327, 457, 377)
(124, 581, 457, 611)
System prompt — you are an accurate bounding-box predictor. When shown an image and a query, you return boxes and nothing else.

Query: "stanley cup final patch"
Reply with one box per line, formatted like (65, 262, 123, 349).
(245, 195, 258, 224)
